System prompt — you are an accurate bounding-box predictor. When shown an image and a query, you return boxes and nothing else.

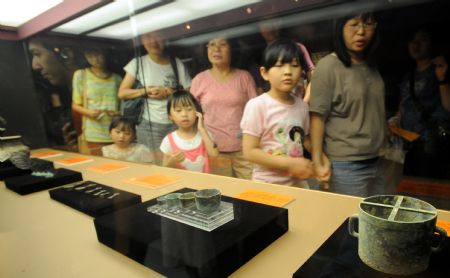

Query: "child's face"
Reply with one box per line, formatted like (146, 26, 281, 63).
(261, 58, 302, 94)
(110, 126, 133, 148)
(85, 52, 106, 69)
(169, 103, 197, 130)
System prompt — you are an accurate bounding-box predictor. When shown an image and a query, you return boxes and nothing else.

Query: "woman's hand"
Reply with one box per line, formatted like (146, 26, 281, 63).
(433, 56, 448, 82)
(87, 109, 102, 119)
(314, 155, 331, 183)
(145, 86, 172, 99)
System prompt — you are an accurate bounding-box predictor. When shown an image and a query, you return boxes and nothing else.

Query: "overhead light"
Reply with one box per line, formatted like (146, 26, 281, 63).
(0, 0, 63, 27)
(53, 0, 159, 34)
(85, 0, 261, 40)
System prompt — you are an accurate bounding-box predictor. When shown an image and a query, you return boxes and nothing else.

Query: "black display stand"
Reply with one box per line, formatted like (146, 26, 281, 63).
(49, 181, 142, 217)
(0, 160, 31, 180)
(94, 188, 289, 278)
(293, 218, 450, 278)
(4, 168, 82, 195)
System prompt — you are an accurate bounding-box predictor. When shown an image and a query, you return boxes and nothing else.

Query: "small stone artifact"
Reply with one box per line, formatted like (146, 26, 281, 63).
(194, 189, 221, 214)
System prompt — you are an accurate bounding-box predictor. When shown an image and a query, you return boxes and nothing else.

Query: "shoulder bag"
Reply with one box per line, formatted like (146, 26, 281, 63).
(121, 58, 146, 124)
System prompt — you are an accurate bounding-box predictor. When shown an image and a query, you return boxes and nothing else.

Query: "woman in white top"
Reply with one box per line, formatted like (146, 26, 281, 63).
(118, 31, 191, 164)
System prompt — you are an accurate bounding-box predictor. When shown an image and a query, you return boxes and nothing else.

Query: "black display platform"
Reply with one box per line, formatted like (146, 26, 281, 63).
(49, 181, 142, 217)
(0, 160, 31, 180)
(293, 219, 449, 278)
(94, 188, 289, 278)
(4, 168, 82, 195)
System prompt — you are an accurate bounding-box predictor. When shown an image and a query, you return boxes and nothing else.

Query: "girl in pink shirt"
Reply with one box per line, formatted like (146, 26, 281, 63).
(241, 39, 328, 187)
(160, 90, 218, 173)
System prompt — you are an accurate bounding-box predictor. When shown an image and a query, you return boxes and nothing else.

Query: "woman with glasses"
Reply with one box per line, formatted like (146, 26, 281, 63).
(190, 36, 257, 179)
(309, 13, 386, 197)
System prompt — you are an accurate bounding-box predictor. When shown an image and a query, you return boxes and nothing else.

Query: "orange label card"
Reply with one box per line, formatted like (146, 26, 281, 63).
(436, 219, 450, 236)
(389, 126, 420, 142)
(31, 151, 63, 159)
(87, 163, 128, 173)
(123, 174, 181, 189)
(56, 156, 93, 166)
(234, 189, 295, 207)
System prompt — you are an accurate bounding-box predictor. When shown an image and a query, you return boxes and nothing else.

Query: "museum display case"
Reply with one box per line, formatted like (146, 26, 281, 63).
(1, 0, 450, 277)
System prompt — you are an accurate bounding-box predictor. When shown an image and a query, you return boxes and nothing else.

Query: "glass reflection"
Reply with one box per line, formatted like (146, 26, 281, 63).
(23, 0, 450, 209)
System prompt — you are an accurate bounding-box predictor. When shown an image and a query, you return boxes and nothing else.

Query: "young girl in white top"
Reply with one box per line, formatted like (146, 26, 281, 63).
(160, 90, 218, 173)
(102, 116, 153, 163)
(241, 38, 328, 187)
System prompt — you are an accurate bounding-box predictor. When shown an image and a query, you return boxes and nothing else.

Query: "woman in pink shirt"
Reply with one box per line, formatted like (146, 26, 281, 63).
(190, 36, 257, 179)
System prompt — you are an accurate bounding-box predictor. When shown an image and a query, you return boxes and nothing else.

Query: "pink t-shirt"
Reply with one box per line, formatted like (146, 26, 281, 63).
(191, 69, 257, 152)
(241, 93, 310, 186)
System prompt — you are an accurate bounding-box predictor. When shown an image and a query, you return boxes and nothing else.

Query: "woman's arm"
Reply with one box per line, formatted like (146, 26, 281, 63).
(433, 56, 450, 111)
(118, 73, 146, 100)
(310, 112, 331, 182)
(72, 103, 101, 119)
(242, 133, 314, 179)
(118, 73, 171, 100)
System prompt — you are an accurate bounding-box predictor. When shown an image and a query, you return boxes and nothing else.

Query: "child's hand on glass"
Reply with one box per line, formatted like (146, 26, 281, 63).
(288, 157, 315, 179)
(167, 151, 185, 165)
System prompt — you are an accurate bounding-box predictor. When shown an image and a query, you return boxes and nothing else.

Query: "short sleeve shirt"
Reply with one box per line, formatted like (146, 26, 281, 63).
(123, 56, 191, 124)
(241, 93, 310, 185)
(191, 69, 257, 152)
(309, 54, 386, 161)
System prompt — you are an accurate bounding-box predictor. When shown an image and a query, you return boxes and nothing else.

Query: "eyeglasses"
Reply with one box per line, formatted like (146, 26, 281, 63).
(346, 21, 377, 32)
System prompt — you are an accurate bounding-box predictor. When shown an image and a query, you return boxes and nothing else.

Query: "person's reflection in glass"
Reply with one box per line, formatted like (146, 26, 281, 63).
(71, 47, 122, 155)
(190, 36, 257, 179)
(28, 35, 84, 150)
(391, 27, 450, 179)
(118, 31, 192, 164)
(101, 116, 153, 163)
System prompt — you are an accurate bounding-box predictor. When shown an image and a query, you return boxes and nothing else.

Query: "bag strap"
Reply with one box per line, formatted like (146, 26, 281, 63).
(169, 56, 181, 89)
(81, 69, 88, 135)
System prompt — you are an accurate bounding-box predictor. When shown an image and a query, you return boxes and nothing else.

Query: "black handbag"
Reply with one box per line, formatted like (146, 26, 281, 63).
(120, 58, 146, 124)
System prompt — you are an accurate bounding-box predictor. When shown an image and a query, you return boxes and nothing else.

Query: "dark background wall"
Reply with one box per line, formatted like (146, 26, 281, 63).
(0, 40, 48, 148)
